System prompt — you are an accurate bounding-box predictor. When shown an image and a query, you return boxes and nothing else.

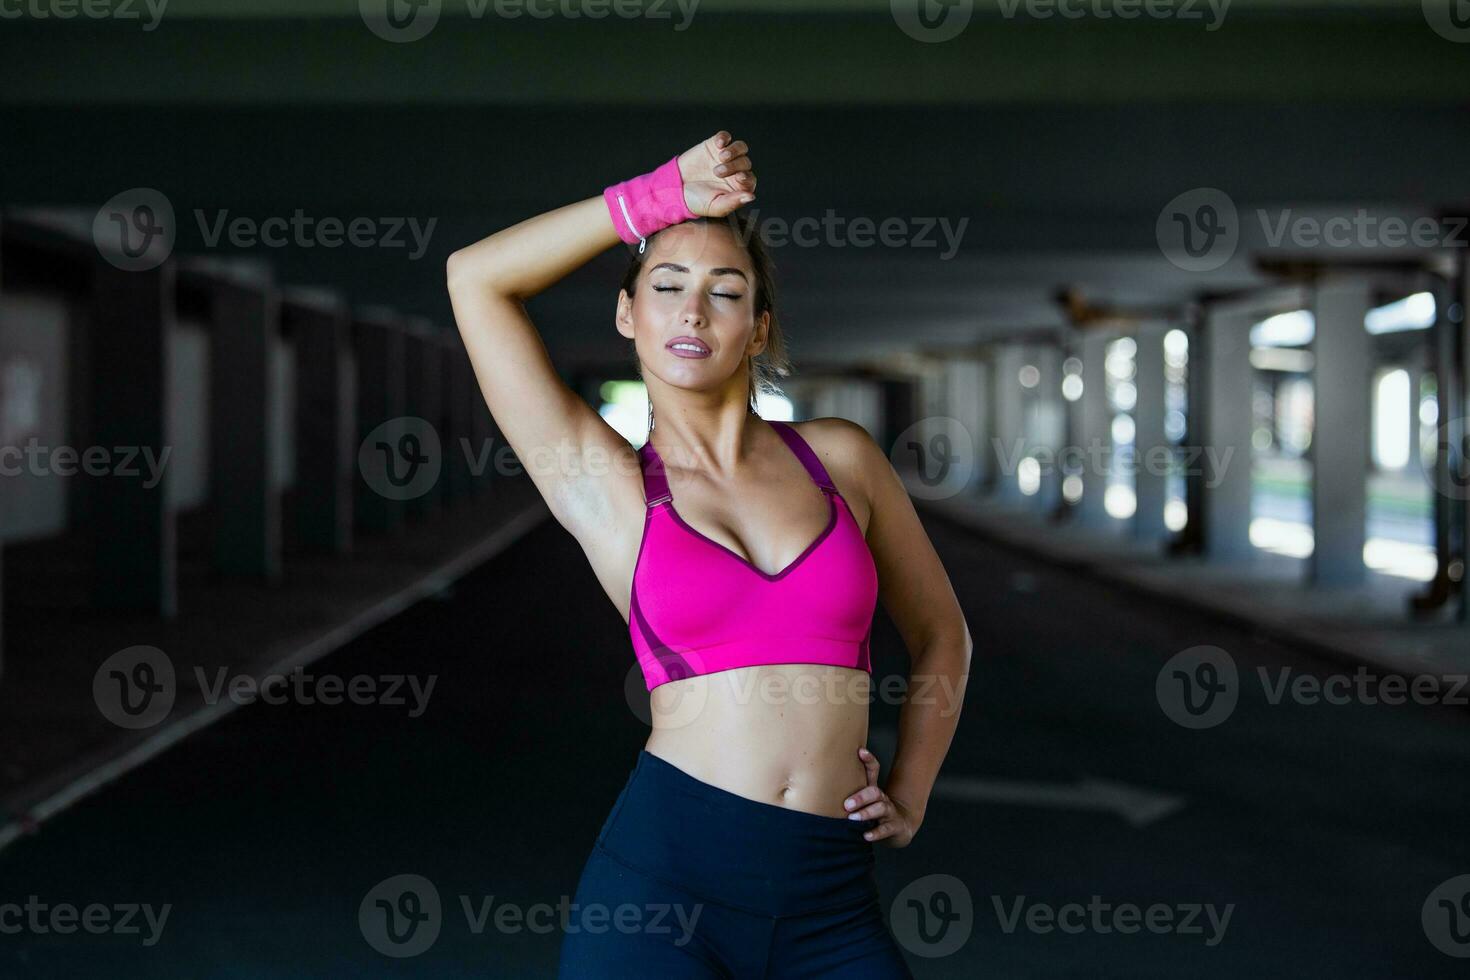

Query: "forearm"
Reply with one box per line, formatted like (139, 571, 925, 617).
(882, 630, 972, 828)
(446, 195, 621, 301)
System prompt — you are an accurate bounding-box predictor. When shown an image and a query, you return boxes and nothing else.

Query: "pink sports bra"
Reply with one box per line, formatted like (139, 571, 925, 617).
(628, 418, 880, 692)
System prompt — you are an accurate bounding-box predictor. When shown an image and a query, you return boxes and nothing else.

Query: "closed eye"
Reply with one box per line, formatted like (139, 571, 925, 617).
(653, 285, 743, 300)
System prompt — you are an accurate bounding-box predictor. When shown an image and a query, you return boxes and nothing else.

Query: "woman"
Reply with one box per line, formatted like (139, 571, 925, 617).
(446, 131, 971, 978)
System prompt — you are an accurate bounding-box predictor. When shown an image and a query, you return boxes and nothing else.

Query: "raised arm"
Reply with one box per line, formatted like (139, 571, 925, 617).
(444, 130, 755, 543)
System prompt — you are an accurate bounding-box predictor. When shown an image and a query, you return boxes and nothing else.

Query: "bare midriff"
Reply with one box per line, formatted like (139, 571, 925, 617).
(642, 663, 872, 819)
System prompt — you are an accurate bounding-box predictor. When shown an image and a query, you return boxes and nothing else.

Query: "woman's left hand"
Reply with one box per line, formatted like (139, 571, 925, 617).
(843, 746, 920, 848)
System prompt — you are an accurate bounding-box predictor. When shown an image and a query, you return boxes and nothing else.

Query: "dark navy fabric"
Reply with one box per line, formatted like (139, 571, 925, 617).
(557, 750, 915, 978)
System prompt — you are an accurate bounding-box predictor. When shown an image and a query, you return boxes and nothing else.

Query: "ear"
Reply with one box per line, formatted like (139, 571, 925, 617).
(746, 309, 770, 357)
(615, 288, 635, 340)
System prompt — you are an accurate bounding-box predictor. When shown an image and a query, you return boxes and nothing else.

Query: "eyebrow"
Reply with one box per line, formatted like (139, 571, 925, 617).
(649, 262, 749, 281)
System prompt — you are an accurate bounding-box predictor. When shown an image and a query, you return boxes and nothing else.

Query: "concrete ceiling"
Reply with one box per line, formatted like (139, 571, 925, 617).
(3, 3, 1465, 376)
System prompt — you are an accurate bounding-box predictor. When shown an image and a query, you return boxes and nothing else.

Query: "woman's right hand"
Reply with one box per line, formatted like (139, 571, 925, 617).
(676, 130, 757, 218)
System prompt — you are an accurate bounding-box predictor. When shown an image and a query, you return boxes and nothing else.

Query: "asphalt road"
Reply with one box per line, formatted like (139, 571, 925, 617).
(2, 507, 1467, 978)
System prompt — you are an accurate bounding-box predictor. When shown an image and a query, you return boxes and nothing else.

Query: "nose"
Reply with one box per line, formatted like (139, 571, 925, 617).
(680, 302, 707, 329)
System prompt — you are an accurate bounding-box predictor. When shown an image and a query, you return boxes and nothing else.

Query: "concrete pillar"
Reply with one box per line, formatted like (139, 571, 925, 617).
(90, 259, 177, 615)
(353, 308, 406, 535)
(1460, 249, 1470, 623)
(283, 289, 353, 554)
(942, 355, 987, 496)
(1028, 342, 1064, 514)
(442, 335, 474, 506)
(1201, 304, 1256, 564)
(403, 318, 443, 521)
(1309, 275, 1373, 587)
(208, 273, 282, 582)
(990, 343, 1028, 505)
(1134, 322, 1170, 542)
(815, 379, 883, 438)
(1404, 362, 1422, 476)
(1075, 330, 1114, 528)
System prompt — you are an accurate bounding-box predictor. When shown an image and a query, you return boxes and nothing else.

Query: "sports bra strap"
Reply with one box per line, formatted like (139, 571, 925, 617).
(768, 420, 838, 493)
(637, 441, 672, 507)
(638, 419, 836, 508)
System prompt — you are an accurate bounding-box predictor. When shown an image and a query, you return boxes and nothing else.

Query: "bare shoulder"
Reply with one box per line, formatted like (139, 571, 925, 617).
(785, 416, 890, 512)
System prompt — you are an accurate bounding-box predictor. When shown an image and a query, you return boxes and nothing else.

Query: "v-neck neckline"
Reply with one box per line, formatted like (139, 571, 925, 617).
(642, 419, 840, 581)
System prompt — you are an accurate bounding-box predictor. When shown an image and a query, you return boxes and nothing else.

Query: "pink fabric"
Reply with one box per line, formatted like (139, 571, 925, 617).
(628, 419, 879, 692)
(603, 155, 697, 246)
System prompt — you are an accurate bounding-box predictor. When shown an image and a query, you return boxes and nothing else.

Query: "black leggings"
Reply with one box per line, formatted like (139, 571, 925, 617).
(557, 750, 914, 979)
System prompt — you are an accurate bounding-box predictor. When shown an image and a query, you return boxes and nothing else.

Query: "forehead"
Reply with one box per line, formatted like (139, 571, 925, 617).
(644, 222, 753, 274)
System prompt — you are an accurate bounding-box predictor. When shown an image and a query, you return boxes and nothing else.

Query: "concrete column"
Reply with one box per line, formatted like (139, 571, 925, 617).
(990, 343, 1028, 505)
(1201, 304, 1256, 564)
(1404, 362, 1422, 476)
(1134, 322, 1170, 542)
(208, 275, 282, 582)
(1460, 248, 1470, 623)
(403, 318, 443, 521)
(942, 355, 987, 497)
(1075, 330, 1113, 528)
(283, 289, 353, 554)
(352, 308, 406, 535)
(1309, 275, 1373, 587)
(442, 335, 474, 506)
(90, 259, 177, 615)
(1028, 342, 1064, 513)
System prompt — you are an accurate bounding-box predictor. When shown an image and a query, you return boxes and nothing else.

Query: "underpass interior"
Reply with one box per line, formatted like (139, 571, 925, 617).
(2, 2, 1469, 977)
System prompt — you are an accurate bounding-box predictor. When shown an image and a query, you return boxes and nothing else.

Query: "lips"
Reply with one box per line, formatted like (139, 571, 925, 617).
(666, 336, 711, 358)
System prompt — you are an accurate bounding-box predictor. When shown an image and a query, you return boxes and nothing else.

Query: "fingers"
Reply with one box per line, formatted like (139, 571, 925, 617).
(858, 745, 881, 784)
(717, 139, 748, 162)
(714, 156, 751, 178)
(844, 784, 883, 815)
(863, 815, 901, 843)
(850, 796, 892, 823)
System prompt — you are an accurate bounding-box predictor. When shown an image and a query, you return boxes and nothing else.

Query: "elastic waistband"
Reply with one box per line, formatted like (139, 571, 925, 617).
(595, 750, 879, 918)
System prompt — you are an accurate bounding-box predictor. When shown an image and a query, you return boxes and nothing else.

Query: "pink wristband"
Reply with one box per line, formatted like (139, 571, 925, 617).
(603, 155, 697, 251)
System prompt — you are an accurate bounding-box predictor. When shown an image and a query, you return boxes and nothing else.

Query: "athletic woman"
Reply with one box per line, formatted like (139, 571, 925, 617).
(446, 130, 972, 978)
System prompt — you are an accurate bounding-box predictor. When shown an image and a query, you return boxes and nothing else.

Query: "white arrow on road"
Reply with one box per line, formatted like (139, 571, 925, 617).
(865, 725, 1184, 828)
(928, 775, 1186, 828)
